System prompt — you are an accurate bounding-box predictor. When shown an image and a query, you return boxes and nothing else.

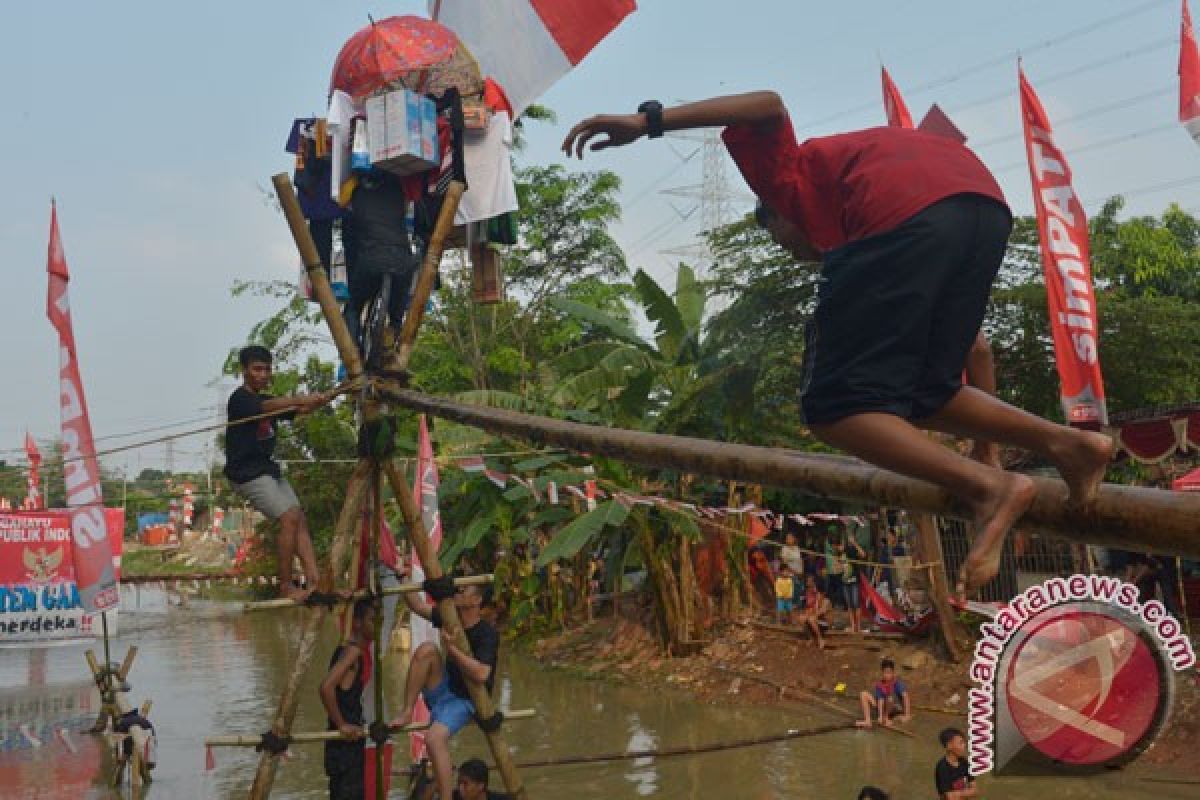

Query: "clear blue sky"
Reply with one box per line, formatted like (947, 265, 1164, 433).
(1, 0, 1195, 476)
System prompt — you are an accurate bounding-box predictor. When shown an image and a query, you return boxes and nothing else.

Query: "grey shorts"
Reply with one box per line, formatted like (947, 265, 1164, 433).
(232, 475, 300, 520)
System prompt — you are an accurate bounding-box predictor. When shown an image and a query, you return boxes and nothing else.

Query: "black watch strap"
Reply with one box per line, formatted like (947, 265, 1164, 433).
(637, 100, 664, 139)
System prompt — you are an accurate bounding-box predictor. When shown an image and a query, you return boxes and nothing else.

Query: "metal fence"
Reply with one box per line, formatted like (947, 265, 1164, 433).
(935, 518, 1078, 603)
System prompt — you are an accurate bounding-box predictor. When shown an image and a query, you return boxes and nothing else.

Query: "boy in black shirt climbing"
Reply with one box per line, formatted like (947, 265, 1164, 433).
(393, 582, 500, 800)
(319, 598, 375, 800)
(224, 345, 334, 601)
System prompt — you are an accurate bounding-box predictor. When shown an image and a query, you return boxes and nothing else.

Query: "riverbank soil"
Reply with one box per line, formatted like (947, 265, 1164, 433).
(532, 611, 1200, 779)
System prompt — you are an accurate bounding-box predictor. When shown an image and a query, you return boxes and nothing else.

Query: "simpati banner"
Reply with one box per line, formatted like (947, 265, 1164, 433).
(1018, 69, 1108, 426)
(0, 510, 123, 645)
(45, 204, 119, 611)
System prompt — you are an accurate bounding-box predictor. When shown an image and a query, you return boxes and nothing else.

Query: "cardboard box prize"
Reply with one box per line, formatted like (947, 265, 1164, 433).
(365, 89, 439, 176)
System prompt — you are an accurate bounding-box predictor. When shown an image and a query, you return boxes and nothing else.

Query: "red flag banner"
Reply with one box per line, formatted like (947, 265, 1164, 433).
(1181, 0, 1200, 142)
(881, 66, 914, 128)
(24, 432, 42, 510)
(45, 204, 118, 612)
(408, 414, 443, 762)
(1018, 69, 1107, 426)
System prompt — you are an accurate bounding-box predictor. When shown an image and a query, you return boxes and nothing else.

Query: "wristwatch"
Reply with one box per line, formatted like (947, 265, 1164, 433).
(637, 100, 664, 139)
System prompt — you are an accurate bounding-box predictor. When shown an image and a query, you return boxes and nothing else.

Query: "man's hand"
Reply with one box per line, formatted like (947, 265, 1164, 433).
(562, 114, 646, 159)
(338, 723, 363, 739)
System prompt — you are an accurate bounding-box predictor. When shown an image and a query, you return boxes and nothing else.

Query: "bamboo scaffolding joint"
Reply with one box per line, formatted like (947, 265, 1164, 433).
(206, 709, 536, 748)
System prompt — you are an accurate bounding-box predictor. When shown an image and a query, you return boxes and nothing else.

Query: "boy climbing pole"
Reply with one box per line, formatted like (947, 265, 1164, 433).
(562, 91, 1113, 593)
(224, 345, 335, 601)
(392, 579, 500, 800)
(319, 598, 375, 800)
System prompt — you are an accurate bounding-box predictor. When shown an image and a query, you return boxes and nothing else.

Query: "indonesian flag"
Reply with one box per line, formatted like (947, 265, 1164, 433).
(881, 66, 913, 128)
(46, 202, 119, 611)
(24, 431, 42, 509)
(1181, 0, 1200, 142)
(409, 414, 444, 762)
(1019, 68, 1108, 427)
(431, 0, 637, 116)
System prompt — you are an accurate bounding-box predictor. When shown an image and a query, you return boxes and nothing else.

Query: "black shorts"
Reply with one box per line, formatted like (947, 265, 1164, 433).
(799, 193, 1011, 425)
(325, 741, 364, 800)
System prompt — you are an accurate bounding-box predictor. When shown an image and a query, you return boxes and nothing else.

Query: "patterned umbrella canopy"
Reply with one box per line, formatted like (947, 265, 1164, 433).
(330, 15, 482, 100)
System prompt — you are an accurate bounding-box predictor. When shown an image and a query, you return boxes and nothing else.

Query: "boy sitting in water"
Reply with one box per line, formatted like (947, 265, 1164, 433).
(562, 92, 1113, 594)
(857, 658, 912, 729)
(319, 598, 375, 800)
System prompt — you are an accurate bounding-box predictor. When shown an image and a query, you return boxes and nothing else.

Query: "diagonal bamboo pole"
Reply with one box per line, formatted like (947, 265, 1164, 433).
(370, 462, 387, 800)
(374, 386, 1200, 560)
(382, 459, 528, 800)
(271, 173, 363, 379)
(910, 513, 965, 663)
(247, 468, 370, 800)
(388, 181, 466, 374)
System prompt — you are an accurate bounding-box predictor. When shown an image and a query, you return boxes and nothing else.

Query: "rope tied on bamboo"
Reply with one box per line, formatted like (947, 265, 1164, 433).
(304, 590, 349, 609)
(474, 710, 505, 734)
(254, 731, 292, 755)
(368, 721, 391, 747)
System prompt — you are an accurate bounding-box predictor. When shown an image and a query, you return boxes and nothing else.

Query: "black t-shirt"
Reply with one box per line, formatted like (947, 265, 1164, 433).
(432, 610, 500, 699)
(223, 387, 293, 484)
(935, 755, 972, 797)
(452, 791, 508, 800)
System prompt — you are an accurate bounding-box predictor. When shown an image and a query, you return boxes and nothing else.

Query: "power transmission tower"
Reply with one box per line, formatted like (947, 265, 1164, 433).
(164, 438, 175, 475)
(658, 130, 751, 276)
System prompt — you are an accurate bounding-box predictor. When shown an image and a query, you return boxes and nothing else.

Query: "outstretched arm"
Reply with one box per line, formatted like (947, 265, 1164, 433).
(562, 91, 787, 159)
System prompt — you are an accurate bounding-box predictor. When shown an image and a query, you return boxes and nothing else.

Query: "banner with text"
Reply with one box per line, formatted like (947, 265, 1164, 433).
(0, 510, 122, 645)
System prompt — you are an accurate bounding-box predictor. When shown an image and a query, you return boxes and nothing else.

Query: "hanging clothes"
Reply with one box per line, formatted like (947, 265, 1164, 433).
(455, 111, 519, 225)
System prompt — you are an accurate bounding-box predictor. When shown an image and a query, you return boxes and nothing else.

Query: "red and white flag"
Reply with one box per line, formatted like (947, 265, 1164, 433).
(46, 203, 118, 611)
(409, 414, 443, 762)
(1180, 0, 1200, 142)
(431, 0, 636, 116)
(881, 66, 914, 128)
(24, 431, 42, 509)
(1019, 68, 1107, 426)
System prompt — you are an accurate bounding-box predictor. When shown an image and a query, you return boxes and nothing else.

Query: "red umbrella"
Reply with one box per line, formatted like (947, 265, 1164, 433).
(330, 15, 458, 100)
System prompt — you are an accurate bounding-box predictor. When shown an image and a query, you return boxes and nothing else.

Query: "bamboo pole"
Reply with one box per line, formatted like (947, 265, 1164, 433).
(382, 459, 528, 800)
(207, 710, 536, 747)
(117, 646, 138, 682)
(388, 181, 466, 373)
(243, 574, 495, 611)
(375, 387, 1200, 559)
(247, 466, 371, 800)
(910, 514, 965, 663)
(270, 173, 363, 379)
(370, 463, 386, 800)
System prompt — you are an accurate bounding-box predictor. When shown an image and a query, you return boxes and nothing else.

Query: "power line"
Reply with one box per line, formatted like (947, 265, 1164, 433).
(797, 0, 1172, 132)
(971, 84, 1175, 149)
(993, 121, 1180, 173)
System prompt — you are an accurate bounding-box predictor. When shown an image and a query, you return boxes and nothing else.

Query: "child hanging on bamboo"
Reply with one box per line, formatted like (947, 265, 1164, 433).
(319, 598, 375, 800)
(563, 92, 1113, 593)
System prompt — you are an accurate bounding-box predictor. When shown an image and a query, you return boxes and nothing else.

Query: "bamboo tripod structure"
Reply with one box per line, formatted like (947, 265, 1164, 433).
(242, 175, 527, 800)
(84, 627, 154, 794)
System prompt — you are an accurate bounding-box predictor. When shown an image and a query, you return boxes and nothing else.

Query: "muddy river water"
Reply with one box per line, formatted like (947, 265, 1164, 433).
(0, 587, 1193, 799)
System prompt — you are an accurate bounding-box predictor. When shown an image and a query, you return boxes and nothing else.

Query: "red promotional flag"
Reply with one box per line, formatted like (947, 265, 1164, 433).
(45, 203, 118, 612)
(433, 0, 636, 115)
(1018, 68, 1108, 426)
(24, 431, 43, 509)
(881, 66, 914, 129)
(1180, 0, 1200, 142)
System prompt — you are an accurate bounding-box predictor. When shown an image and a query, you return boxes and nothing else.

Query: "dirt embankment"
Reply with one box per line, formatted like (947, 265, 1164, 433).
(531, 613, 1200, 775)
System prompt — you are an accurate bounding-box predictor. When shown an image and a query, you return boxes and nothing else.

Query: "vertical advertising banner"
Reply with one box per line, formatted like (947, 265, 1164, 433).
(0, 510, 122, 645)
(45, 204, 119, 611)
(1018, 69, 1108, 426)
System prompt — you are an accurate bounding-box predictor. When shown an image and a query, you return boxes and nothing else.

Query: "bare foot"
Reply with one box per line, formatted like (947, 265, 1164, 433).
(962, 473, 1037, 591)
(1050, 430, 1114, 506)
(855, 720, 872, 729)
(970, 440, 1001, 469)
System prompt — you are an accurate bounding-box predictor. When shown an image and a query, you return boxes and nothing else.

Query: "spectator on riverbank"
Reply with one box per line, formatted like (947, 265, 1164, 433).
(935, 727, 976, 799)
(780, 533, 805, 576)
(798, 573, 828, 649)
(834, 537, 867, 633)
(857, 658, 911, 728)
(775, 563, 796, 625)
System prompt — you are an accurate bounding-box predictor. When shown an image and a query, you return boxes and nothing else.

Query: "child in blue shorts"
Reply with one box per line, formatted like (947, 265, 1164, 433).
(857, 658, 912, 728)
(774, 563, 796, 625)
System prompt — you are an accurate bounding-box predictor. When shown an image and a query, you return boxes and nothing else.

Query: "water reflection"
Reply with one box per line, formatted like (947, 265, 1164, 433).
(0, 587, 1194, 799)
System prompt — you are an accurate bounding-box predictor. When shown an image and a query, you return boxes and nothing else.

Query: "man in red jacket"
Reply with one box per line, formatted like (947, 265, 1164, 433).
(563, 92, 1112, 592)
